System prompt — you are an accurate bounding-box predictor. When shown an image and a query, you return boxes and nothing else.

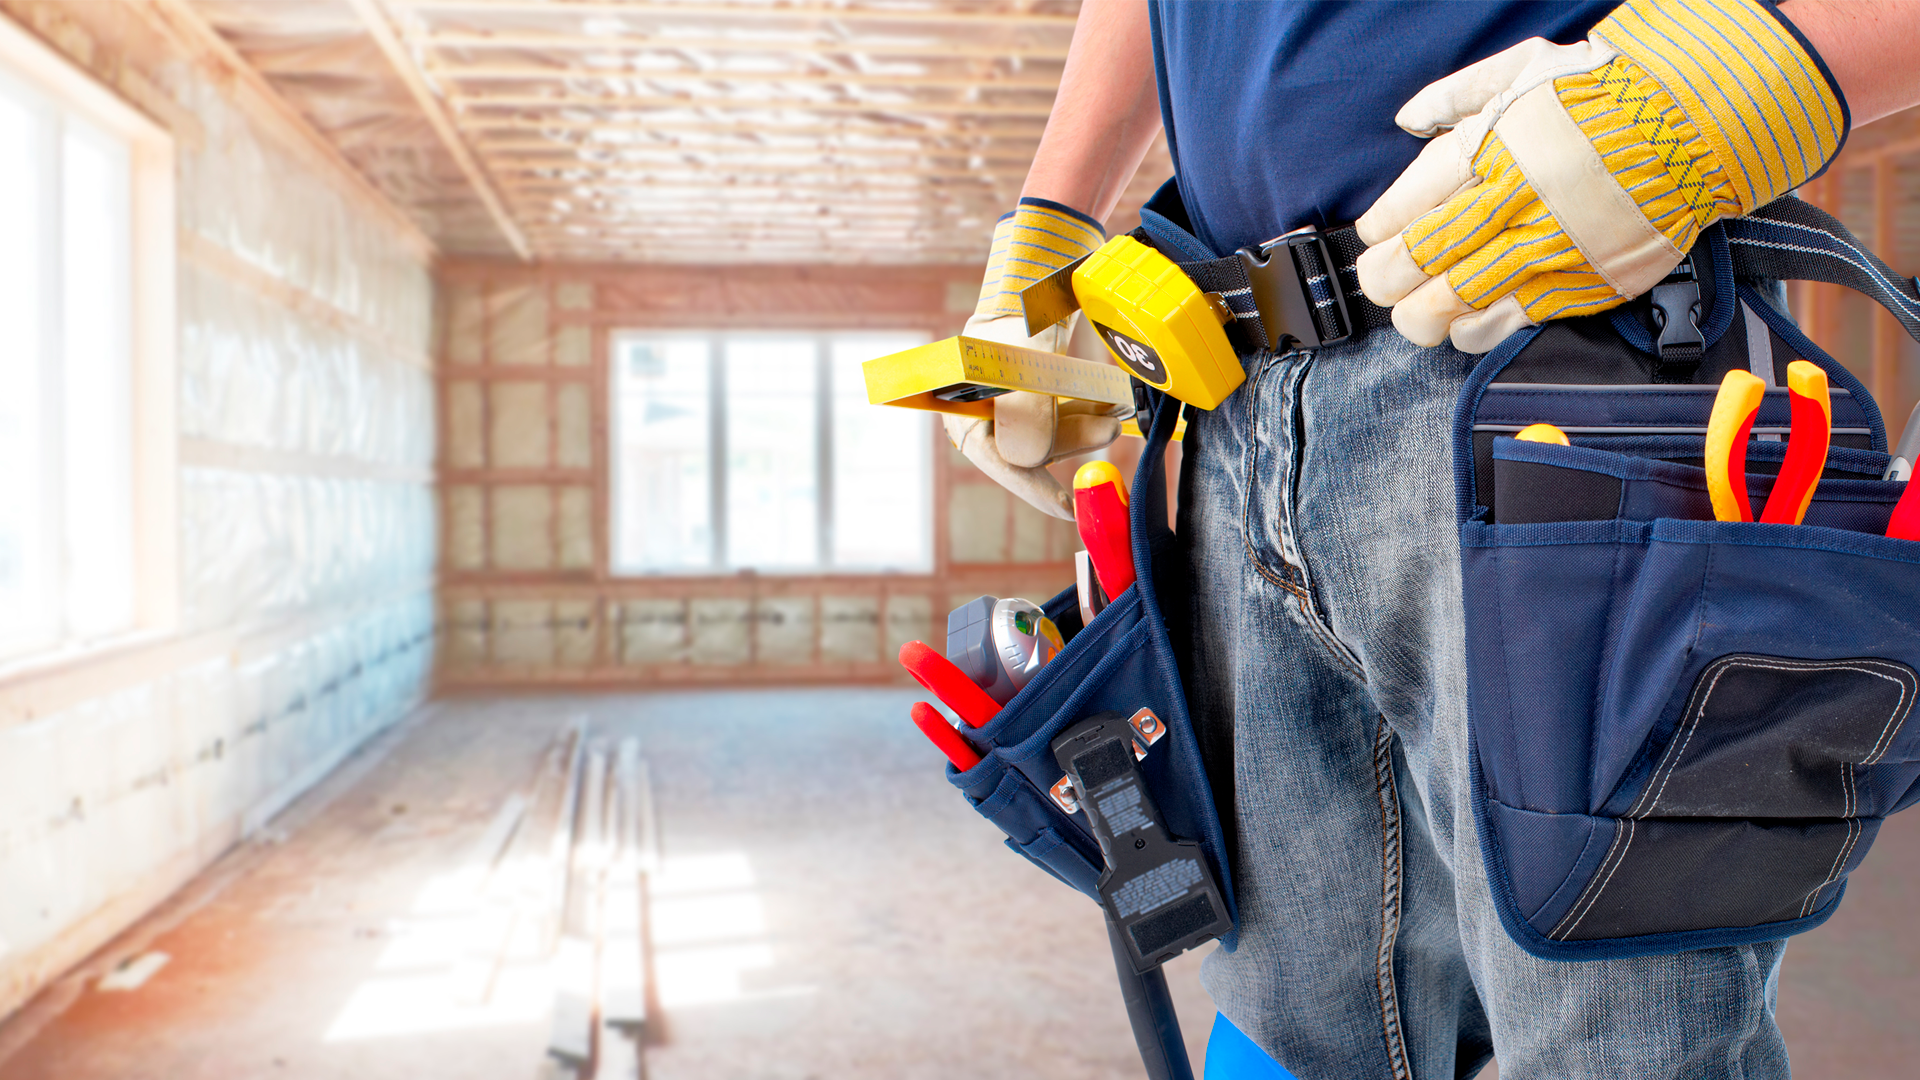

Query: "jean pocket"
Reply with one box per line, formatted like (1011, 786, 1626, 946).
(1242, 350, 1313, 583)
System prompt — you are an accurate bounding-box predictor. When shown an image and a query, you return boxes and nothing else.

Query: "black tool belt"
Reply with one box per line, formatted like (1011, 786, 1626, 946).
(1135, 180, 1920, 365)
(1131, 179, 1390, 355)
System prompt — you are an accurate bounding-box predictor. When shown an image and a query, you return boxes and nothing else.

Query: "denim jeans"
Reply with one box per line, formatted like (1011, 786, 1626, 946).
(1177, 331, 1790, 1079)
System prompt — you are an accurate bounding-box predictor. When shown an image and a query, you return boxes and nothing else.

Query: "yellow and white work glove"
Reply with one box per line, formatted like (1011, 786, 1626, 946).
(947, 198, 1126, 521)
(1355, 0, 1846, 354)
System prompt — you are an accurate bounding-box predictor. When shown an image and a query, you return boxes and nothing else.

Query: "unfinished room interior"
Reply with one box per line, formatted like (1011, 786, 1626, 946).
(0, 1, 1917, 1077)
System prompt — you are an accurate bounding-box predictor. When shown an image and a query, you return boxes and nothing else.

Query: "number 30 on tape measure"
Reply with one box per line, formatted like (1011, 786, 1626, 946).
(1024, 234, 1246, 411)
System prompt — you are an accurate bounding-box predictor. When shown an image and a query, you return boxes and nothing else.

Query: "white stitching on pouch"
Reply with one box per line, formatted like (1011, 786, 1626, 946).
(1568, 656, 1915, 935)
(1632, 656, 1914, 819)
(1550, 816, 1629, 939)
(1557, 819, 1637, 940)
(1804, 817, 1863, 919)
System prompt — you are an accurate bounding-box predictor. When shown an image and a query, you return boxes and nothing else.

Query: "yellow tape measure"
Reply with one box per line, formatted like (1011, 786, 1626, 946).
(862, 335, 1134, 419)
(1072, 236, 1245, 411)
(1022, 234, 1247, 411)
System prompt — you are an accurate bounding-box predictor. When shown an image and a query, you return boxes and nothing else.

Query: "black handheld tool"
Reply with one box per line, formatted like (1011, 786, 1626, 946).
(1052, 712, 1232, 972)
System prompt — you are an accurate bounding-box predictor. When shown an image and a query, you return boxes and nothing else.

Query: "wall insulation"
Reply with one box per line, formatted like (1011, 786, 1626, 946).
(0, 1, 435, 1020)
(434, 262, 1094, 689)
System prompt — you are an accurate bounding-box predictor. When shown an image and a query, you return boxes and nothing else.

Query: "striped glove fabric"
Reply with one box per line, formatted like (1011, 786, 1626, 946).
(1355, 0, 1847, 354)
(946, 198, 1128, 521)
(972, 197, 1107, 329)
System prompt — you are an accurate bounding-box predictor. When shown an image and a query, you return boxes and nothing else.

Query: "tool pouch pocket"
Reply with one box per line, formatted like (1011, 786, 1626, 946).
(945, 396, 1239, 948)
(1457, 217, 1920, 960)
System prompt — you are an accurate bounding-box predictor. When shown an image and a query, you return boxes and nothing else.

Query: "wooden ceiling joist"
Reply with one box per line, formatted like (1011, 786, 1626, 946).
(184, 0, 1170, 264)
(490, 147, 1037, 164)
(506, 186, 1002, 203)
(450, 93, 1060, 118)
(503, 168, 1029, 184)
(343, 0, 534, 259)
(459, 116, 1046, 134)
(387, 1, 1081, 27)
(474, 136, 1044, 156)
(425, 66, 1064, 92)
(418, 31, 1074, 62)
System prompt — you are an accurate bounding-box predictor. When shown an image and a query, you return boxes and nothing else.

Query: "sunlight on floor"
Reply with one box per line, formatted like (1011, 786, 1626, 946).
(322, 851, 556, 1043)
(648, 851, 815, 1009)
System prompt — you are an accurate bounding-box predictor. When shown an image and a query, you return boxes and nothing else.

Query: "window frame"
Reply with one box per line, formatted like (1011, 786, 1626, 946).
(0, 14, 177, 680)
(607, 328, 932, 577)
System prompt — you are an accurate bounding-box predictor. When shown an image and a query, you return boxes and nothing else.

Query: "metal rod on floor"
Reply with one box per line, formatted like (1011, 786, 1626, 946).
(548, 719, 591, 951)
(550, 738, 607, 1070)
(1107, 915, 1193, 1080)
(601, 739, 647, 1036)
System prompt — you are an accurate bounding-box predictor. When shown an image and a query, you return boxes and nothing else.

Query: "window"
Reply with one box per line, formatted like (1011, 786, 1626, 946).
(0, 19, 175, 668)
(611, 331, 932, 574)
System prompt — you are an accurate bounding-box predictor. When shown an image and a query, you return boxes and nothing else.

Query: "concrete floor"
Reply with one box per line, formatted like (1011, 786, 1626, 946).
(0, 690, 1211, 1080)
(0, 689, 1914, 1079)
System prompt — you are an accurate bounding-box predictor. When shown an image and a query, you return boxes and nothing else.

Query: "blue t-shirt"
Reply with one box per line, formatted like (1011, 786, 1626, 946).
(1148, 1, 1619, 256)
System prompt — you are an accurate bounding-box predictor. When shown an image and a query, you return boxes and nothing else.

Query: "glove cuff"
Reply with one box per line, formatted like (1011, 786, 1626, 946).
(1589, 0, 1847, 214)
(974, 198, 1106, 322)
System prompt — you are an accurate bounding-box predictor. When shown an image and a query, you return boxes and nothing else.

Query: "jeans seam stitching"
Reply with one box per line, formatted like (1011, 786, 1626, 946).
(1297, 588, 1367, 682)
(1373, 718, 1412, 1080)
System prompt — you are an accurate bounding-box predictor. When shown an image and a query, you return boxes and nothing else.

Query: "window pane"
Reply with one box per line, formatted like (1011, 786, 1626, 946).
(612, 337, 712, 571)
(725, 338, 817, 569)
(0, 86, 52, 658)
(62, 120, 133, 638)
(831, 334, 931, 570)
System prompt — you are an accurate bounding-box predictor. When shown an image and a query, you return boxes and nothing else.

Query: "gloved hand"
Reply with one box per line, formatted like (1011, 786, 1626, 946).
(946, 198, 1128, 521)
(1355, 0, 1846, 354)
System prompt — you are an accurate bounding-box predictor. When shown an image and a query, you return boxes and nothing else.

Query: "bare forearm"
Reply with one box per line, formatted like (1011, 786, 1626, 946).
(1020, 0, 1162, 222)
(1780, 0, 1920, 127)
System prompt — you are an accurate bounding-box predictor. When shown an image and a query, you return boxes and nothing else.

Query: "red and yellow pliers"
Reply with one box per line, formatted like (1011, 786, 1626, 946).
(1705, 370, 1766, 522)
(1706, 362, 1831, 525)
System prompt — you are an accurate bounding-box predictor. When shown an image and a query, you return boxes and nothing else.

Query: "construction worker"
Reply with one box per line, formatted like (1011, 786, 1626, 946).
(951, 2, 1920, 1076)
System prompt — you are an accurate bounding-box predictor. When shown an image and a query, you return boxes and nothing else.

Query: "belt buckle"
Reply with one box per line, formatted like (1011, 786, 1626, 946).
(1235, 227, 1352, 351)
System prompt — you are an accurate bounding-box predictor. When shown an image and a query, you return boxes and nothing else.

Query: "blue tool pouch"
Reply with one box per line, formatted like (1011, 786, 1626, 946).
(945, 397, 1239, 950)
(1456, 203, 1920, 961)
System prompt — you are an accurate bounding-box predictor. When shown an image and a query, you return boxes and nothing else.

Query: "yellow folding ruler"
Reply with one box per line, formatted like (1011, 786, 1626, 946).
(862, 335, 1134, 419)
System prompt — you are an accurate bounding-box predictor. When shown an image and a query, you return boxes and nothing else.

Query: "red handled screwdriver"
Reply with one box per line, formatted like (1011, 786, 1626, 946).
(1890, 484, 1920, 541)
(1074, 460, 1135, 598)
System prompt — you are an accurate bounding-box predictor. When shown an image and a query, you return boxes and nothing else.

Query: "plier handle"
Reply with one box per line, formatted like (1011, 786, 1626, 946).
(1705, 370, 1766, 522)
(1706, 362, 1831, 526)
(1760, 361, 1831, 526)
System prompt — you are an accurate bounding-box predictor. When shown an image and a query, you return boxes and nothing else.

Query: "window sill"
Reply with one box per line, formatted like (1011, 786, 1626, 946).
(0, 627, 184, 691)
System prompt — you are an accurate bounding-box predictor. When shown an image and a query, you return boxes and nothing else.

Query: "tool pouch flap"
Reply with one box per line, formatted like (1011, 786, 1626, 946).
(945, 395, 1239, 952)
(1454, 201, 1920, 961)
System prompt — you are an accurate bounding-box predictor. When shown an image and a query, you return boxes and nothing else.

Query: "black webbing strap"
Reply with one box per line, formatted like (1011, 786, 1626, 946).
(1725, 197, 1920, 348)
(1151, 225, 1393, 356)
(1153, 197, 1920, 359)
